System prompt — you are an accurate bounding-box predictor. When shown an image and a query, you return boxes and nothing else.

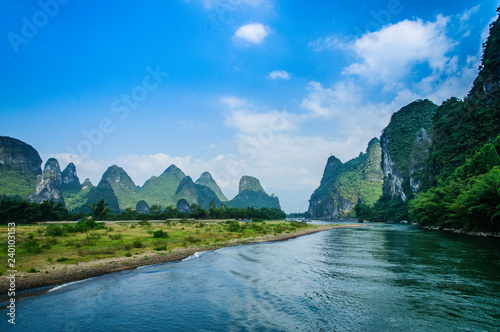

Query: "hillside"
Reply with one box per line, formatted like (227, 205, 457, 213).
(101, 165, 139, 209)
(195, 172, 228, 201)
(228, 176, 280, 209)
(357, 9, 500, 229)
(139, 165, 186, 207)
(308, 138, 383, 219)
(0, 136, 42, 198)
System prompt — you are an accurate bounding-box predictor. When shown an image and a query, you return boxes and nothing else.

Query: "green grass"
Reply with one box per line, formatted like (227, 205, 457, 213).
(0, 220, 314, 274)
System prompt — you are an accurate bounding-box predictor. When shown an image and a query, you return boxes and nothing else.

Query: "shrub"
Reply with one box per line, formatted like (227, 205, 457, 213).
(185, 235, 201, 243)
(125, 252, 132, 257)
(56, 257, 69, 262)
(109, 234, 122, 240)
(28, 268, 37, 273)
(227, 221, 241, 232)
(153, 230, 168, 238)
(24, 240, 42, 254)
(133, 240, 143, 248)
(45, 225, 65, 237)
(138, 220, 151, 226)
(154, 245, 167, 251)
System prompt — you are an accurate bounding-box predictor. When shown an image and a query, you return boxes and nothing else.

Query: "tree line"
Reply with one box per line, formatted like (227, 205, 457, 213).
(0, 197, 286, 224)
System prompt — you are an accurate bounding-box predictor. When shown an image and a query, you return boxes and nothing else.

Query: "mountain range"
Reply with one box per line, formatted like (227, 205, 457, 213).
(0, 139, 280, 213)
(308, 10, 500, 224)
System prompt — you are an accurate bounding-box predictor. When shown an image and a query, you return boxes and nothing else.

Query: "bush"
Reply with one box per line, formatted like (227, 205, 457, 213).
(227, 221, 241, 232)
(109, 234, 122, 240)
(28, 268, 37, 273)
(153, 230, 168, 238)
(45, 225, 65, 237)
(185, 236, 201, 243)
(56, 257, 69, 262)
(125, 252, 132, 257)
(133, 240, 143, 248)
(138, 220, 151, 226)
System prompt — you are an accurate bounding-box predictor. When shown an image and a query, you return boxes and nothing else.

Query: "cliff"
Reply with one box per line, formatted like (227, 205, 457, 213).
(308, 138, 383, 219)
(380, 99, 437, 201)
(28, 158, 65, 207)
(0, 136, 42, 197)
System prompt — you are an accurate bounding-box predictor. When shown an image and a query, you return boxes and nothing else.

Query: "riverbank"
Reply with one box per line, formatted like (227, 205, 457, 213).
(423, 226, 500, 238)
(0, 224, 364, 299)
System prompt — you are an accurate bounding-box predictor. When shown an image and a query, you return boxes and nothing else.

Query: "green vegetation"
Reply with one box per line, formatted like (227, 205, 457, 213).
(228, 190, 280, 210)
(0, 196, 68, 223)
(409, 136, 500, 233)
(0, 219, 315, 275)
(0, 194, 285, 223)
(138, 165, 186, 208)
(195, 172, 228, 201)
(101, 165, 140, 209)
(0, 170, 38, 198)
(309, 138, 383, 218)
(355, 11, 500, 233)
(382, 99, 437, 186)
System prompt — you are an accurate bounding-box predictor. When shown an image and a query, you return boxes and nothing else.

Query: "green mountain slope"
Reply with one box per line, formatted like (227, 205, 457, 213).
(228, 176, 280, 209)
(139, 165, 186, 207)
(101, 165, 138, 209)
(84, 179, 120, 213)
(195, 171, 228, 201)
(0, 136, 42, 198)
(308, 138, 383, 219)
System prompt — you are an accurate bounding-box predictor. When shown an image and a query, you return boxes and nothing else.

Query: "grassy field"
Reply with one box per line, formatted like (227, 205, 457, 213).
(0, 219, 313, 275)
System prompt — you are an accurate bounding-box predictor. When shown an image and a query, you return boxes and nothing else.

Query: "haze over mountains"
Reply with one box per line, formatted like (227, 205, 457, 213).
(0, 137, 281, 213)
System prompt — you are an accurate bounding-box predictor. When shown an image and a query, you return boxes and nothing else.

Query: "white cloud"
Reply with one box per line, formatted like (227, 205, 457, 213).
(220, 95, 295, 134)
(459, 5, 480, 23)
(234, 23, 269, 44)
(269, 70, 290, 80)
(345, 16, 454, 88)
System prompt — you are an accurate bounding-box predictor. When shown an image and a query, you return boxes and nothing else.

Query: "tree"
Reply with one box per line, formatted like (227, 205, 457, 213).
(85, 199, 110, 221)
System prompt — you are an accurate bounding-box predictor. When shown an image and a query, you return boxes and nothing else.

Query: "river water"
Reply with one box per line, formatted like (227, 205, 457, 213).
(2, 224, 499, 331)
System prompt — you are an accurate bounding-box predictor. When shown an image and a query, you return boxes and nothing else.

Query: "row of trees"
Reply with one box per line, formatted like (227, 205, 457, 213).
(408, 137, 500, 233)
(0, 197, 286, 224)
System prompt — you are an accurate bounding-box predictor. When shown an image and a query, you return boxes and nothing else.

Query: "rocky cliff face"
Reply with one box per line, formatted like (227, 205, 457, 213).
(381, 135, 406, 201)
(308, 138, 383, 219)
(0, 136, 42, 175)
(29, 158, 65, 206)
(380, 99, 437, 201)
(61, 162, 81, 193)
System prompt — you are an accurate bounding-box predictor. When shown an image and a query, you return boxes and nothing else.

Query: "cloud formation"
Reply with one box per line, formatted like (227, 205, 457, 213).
(234, 23, 269, 44)
(269, 70, 290, 80)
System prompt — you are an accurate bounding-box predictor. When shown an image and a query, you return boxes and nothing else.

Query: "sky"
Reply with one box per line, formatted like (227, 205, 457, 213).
(0, 0, 498, 212)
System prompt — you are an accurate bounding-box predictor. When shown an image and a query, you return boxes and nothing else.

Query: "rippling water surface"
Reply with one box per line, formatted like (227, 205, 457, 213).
(2, 224, 499, 331)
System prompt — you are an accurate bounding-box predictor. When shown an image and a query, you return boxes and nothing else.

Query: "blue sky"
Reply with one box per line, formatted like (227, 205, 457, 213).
(0, 0, 498, 212)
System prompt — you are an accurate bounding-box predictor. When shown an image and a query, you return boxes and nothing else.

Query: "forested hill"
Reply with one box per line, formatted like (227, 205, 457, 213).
(356, 8, 500, 233)
(308, 138, 383, 219)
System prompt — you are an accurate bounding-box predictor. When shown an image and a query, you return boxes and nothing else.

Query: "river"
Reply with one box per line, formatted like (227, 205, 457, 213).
(2, 224, 499, 331)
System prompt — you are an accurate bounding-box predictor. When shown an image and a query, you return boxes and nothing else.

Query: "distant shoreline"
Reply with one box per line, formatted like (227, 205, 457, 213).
(0, 224, 365, 301)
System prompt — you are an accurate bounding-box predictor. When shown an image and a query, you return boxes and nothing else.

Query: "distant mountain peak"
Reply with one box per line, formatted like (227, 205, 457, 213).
(238, 176, 265, 194)
(195, 171, 228, 201)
